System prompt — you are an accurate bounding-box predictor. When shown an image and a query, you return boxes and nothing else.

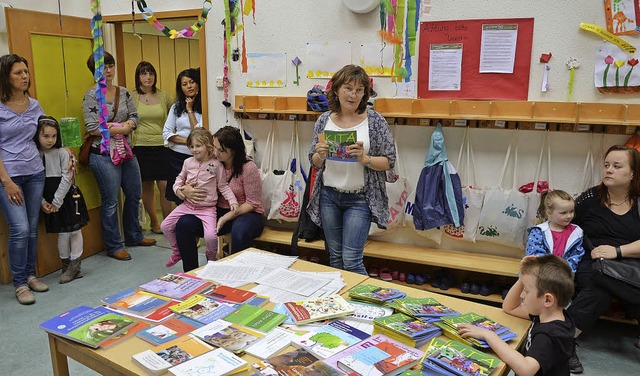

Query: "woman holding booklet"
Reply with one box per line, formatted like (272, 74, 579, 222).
(307, 65, 397, 276)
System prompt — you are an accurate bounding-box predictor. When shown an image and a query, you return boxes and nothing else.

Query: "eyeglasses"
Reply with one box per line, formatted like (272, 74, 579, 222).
(341, 86, 365, 96)
(104, 64, 116, 71)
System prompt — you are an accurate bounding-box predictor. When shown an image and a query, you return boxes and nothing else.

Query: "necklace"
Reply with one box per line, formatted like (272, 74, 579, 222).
(7, 95, 28, 106)
(609, 196, 629, 206)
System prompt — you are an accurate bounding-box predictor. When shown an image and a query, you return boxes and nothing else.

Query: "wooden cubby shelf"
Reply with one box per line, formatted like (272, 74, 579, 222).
(233, 95, 640, 132)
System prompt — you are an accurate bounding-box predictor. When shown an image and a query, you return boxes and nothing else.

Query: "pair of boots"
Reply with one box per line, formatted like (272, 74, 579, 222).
(60, 258, 82, 284)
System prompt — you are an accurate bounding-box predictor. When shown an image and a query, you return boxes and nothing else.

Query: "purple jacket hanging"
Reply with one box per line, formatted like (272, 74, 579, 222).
(413, 123, 464, 231)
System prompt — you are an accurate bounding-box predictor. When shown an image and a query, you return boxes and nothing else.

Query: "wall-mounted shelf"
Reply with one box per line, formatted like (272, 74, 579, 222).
(233, 95, 640, 133)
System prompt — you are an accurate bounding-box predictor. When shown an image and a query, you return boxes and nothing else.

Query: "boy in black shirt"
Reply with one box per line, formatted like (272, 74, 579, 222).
(458, 255, 575, 375)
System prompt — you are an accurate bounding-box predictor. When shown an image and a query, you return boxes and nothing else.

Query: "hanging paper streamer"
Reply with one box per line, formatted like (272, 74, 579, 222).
(90, 0, 110, 154)
(136, 0, 212, 39)
(566, 57, 580, 100)
(540, 53, 552, 92)
(579, 22, 636, 54)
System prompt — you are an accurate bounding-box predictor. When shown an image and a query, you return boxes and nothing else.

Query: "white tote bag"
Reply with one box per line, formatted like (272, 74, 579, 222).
(523, 131, 553, 229)
(238, 118, 255, 159)
(260, 120, 279, 216)
(369, 132, 411, 236)
(269, 121, 305, 222)
(443, 127, 485, 242)
(476, 131, 529, 248)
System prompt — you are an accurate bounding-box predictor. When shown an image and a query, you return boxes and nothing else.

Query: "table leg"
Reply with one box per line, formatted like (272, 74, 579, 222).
(48, 335, 70, 376)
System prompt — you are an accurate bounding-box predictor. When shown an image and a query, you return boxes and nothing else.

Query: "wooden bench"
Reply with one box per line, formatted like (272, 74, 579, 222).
(254, 226, 520, 304)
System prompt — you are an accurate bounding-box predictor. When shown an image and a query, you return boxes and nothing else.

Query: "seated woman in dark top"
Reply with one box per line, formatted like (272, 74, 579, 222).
(175, 126, 264, 271)
(567, 145, 640, 373)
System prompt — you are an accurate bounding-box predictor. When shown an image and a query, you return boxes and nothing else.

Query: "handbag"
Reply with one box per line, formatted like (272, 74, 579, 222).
(592, 257, 640, 290)
(77, 86, 121, 166)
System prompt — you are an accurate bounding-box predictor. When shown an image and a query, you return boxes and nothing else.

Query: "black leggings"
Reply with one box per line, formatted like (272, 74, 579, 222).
(175, 209, 265, 272)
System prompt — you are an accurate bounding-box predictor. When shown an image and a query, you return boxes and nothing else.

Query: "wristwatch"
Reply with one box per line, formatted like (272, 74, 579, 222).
(365, 155, 372, 168)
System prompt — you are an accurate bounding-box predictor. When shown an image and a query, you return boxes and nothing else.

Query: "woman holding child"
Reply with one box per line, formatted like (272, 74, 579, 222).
(568, 144, 640, 373)
(173, 126, 265, 272)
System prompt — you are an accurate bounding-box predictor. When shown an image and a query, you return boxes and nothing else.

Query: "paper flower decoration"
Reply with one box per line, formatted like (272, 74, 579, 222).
(603, 55, 614, 87)
(625, 58, 639, 86)
(615, 60, 626, 86)
(540, 53, 552, 92)
(292, 56, 302, 86)
(566, 57, 580, 100)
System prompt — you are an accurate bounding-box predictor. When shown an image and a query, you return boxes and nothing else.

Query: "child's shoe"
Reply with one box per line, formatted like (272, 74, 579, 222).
(165, 254, 182, 267)
(205, 249, 218, 262)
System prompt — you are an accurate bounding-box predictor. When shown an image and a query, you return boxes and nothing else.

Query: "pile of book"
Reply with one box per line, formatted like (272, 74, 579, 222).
(347, 284, 406, 304)
(373, 313, 442, 348)
(435, 312, 517, 348)
(388, 296, 460, 322)
(421, 337, 502, 376)
(255, 334, 424, 376)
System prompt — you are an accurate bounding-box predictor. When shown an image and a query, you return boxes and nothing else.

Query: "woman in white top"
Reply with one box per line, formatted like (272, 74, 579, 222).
(162, 68, 202, 204)
(307, 65, 397, 275)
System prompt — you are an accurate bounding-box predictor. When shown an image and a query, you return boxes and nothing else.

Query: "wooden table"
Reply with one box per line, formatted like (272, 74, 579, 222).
(47, 250, 529, 376)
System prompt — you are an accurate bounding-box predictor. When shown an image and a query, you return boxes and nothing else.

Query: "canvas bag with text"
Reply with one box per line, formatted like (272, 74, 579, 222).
(476, 131, 529, 248)
(443, 127, 485, 242)
(369, 131, 410, 236)
(269, 121, 306, 222)
(260, 120, 279, 216)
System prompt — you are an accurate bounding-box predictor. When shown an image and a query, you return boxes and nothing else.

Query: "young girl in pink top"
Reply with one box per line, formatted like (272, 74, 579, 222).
(161, 128, 238, 266)
(525, 189, 585, 272)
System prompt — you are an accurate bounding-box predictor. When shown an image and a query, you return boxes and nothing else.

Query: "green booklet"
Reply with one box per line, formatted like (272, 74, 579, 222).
(373, 313, 440, 339)
(324, 130, 357, 162)
(222, 304, 287, 333)
(441, 312, 510, 335)
(427, 340, 502, 376)
(390, 297, 459, 318)
(347, 284, 406, 304)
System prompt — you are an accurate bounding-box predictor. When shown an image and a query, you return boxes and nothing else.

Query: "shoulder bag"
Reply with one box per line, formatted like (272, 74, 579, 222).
(78, 86, 120, 166)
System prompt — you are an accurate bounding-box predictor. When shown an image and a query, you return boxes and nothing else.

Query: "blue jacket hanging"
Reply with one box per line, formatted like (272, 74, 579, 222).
(413, 123, 465, 230)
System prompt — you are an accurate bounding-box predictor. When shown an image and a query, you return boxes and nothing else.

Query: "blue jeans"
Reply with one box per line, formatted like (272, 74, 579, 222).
(319, 186, 371, 275)
(0, 171, 45, 287)
(88, 153, 143, 255)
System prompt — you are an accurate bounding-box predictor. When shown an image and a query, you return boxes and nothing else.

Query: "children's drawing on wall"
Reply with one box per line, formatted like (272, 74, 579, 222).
(306, 41, 351, 79)
(359, 43, 394, 76)
(393, 81, 416, 98)
(594, 44, 640, 93)
(604, 0, 638, 35)
(245, 53, 287, 88)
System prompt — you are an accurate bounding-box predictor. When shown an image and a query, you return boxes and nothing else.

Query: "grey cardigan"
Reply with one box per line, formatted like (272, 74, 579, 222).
(307, 109, 397, 229)
(82, 86, 139, 148)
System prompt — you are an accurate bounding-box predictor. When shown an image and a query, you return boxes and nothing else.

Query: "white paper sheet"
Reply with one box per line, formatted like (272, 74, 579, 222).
(306, 41, 352, 78)
(428, 43, 463, 91)
(245, 53, 287, 88)
(479, 24, 518, 73)
(195, 263, 266, 283)
(255, 268, 332, 297)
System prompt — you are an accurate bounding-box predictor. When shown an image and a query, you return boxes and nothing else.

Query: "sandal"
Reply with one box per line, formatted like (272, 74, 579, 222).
(379, 268, 393, 281)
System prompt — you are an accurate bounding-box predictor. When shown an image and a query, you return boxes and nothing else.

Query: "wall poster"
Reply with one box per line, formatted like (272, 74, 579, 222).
(417, 18, 534, 100)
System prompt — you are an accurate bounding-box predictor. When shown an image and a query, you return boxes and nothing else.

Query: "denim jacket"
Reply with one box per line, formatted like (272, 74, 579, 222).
(307, 109, 397, 229)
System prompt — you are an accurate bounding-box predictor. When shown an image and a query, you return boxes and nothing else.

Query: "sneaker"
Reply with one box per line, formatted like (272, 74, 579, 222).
(379, 268, 393, 282)
(15, 285, 35, 305)
(165, 254, 182, 267)
(569, 350, 584, 374)
(27, 276, 49, 292)
(367, 266, 379, 277)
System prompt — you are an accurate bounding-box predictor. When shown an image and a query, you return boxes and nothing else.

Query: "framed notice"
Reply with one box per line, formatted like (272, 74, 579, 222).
(418, 18, 534, 100)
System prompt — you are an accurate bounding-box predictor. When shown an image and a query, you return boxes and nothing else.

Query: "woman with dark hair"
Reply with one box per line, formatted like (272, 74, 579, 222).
(162, 68, 202, 205)
(173, 126, 265, 272)
(567, 145, 640, 373)
(0, 54, 48, 304)
(307, 64, 397, 275)
(131, 61, 173, 233)
(82, 52, 156, 262)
